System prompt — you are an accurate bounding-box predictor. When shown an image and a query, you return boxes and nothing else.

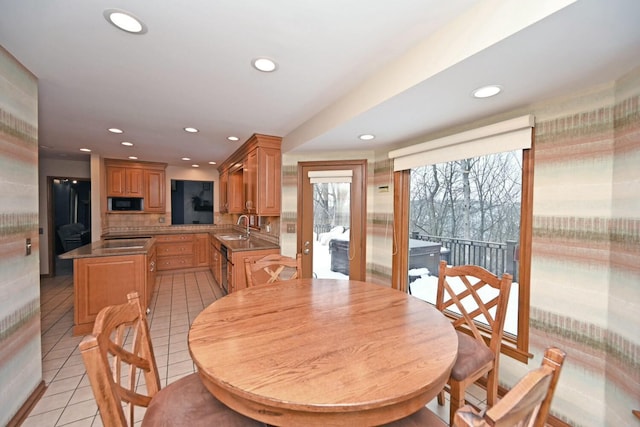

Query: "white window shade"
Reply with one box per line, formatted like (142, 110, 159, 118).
(308, 170, 353, 184)
(388, 115, 534, 171)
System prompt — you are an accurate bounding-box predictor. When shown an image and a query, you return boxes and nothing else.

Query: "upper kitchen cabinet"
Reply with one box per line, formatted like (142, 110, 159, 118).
(106, 165, 143, 197)
(144, 168, 166, 213)
(227, 164, 245, 214)
(104, 159, 167, 213)
(219, 134, 282, 216)
(219, 170, 228, 213)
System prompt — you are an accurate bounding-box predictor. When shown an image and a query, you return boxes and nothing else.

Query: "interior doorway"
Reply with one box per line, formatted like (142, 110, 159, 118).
(298, 160, 367, 280)
(47, 176, 91, 276)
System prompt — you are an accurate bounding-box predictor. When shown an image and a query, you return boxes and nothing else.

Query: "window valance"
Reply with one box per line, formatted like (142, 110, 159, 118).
(308, 169, 353, 184)
(388, 114, 535, 171)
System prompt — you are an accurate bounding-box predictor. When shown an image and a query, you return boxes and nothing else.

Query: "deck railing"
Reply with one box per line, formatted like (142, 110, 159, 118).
(410, 232, 519, 282)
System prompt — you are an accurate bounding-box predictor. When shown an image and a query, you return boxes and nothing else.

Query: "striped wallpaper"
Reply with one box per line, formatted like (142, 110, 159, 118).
(0, 46, 41, 425)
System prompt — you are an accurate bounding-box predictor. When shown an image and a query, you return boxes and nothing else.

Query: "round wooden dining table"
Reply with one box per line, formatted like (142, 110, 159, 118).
(188, 279, 458, 426)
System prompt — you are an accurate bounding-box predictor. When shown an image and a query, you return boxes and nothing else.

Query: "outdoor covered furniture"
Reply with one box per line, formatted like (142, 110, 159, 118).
(435, 260, 513, 425)
(79, 291, 264, 427)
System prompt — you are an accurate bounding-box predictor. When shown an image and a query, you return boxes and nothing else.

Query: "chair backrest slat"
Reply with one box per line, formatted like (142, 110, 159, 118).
(437, 259, 513, 355)
(245, 253, 302, 287)
(453, 347, 566, 427)
(79, 292, 161, 427)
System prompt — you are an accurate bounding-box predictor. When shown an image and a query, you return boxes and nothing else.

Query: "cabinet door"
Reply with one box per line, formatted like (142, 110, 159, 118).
(256, 146, 281, 215)
(147, 246, 157, 307)
(144, 169, 165, 212)
(74, 254, 144, 334)
(106, 166, 144, 197)
(194, 234, 210, 267)
(127, 168, 144, 197)
(219, 170, 228, 213)
(107, 166, 127, 197)
(228, 168, 244, 213)
(244, 149, 257, 213)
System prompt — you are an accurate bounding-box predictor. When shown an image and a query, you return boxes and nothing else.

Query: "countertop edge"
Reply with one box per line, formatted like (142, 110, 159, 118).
(59, 237, 157, 259)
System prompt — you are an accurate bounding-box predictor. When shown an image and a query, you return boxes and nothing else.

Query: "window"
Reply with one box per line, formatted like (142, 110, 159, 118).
(389, 116, 534, 362)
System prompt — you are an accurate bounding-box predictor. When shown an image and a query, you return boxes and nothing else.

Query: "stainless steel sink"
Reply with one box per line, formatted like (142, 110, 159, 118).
(218, 234, 249, 241)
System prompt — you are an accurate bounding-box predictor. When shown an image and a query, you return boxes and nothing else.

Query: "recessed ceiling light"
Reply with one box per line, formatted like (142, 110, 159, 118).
(472, 85, 502, 98)
(104, 9, 147, 34)
(181, 157, 191, 161)
(359, 134, 375, 141)
(128, 156, 138, 160)
(108, 128, 123, 134)
(121, 141, 134, 146)
(192, 164, 199, 168)
(208, 161, 217, 165)
(227, 136, 239, 141)
(252, 57, 278, 72)
(80, 148, 91, 152)
(184, 127, 199, 133)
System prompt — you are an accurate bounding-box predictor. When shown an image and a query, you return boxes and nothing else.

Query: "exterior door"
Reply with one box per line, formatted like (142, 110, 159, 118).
(298, 160, 366, 280)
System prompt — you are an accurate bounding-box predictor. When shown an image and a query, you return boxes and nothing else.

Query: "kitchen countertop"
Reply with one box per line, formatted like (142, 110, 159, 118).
(213, 233, 280, 252)
(102, 226, 280, 253)
(59, 237, 156, 259)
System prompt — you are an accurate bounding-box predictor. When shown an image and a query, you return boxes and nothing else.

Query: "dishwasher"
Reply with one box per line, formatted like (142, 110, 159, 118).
(220, 244, 229, 294)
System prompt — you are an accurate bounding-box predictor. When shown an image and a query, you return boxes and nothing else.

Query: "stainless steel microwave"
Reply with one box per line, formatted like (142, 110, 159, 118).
(109, 197, 143, 211)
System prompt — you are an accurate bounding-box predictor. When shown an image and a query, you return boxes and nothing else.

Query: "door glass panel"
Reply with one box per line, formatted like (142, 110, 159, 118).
(312, 182, 351, 279)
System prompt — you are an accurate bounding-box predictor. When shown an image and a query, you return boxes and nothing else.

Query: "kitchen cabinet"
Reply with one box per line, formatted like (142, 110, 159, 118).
(194, 233, 210, 267)
(248, 145, 281, 215)
(144, 169, 165, 212)
(219, 170, 228, 213)
(156, 234, 195, 271)
(148, 244, 157, 299)
(228, 167, 244, 213)
(104, 159, 167, 212)
(227, 247, 279, 293)
(107, 166, 143, 197)
(156, 233, 211, 271)
(73, 250, 155, 335)
(217, 134, 282, 216)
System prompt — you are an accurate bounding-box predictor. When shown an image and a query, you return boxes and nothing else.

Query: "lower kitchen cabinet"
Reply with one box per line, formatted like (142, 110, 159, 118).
(194, 233, 210, 267)
(73, 251, 154, 335)
(156, 234, 195, 271)
(156, 233, 212, 271)
(227, 247, 279, 293)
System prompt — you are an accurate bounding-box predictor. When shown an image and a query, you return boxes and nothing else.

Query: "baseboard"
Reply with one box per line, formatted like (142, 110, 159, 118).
(7, 380, 46, 427)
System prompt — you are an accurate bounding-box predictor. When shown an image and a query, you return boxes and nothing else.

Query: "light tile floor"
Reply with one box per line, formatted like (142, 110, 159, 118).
(25, 269, 484, 426)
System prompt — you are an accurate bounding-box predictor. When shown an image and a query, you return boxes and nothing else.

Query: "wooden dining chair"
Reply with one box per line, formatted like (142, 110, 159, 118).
(385, 347, 566, 427)
(454, 347, 566, 427)
(79, 292, 265, 427)
(435, 260, 513, 425)
(244, 253, 302, 287)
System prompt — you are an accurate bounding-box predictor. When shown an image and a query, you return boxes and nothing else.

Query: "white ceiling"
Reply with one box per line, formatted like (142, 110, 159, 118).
(0, 0, 639, 167)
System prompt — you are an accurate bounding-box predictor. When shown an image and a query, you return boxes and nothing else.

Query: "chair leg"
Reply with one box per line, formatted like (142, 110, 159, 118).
(486, 369, 498, 407)
(437, 390, 445, 406)
(449, 381, 465, 426)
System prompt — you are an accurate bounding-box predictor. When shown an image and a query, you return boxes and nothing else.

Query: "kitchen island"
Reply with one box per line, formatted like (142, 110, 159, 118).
(59, 237, 157, 335)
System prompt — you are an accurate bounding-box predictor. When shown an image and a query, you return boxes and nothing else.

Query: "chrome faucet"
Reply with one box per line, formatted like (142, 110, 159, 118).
(237, 215, 250, 237)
